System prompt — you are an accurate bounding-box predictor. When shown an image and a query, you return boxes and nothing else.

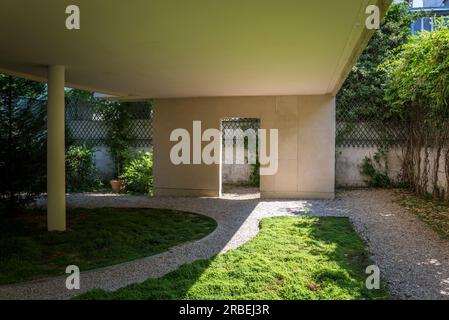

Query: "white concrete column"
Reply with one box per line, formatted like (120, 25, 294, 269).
(47, 65, 66, 231)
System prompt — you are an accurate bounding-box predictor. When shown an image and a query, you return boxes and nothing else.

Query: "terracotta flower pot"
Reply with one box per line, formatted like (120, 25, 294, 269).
(110, 179, 126, 193)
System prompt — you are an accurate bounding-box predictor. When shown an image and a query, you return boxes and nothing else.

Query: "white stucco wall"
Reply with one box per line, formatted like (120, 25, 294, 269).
(336, 146, 448, 196)
(152, 95, 336, 199)
(222, 163, 252, 185)
(335, 147, 403, 187)
(221, 147, 256, 185)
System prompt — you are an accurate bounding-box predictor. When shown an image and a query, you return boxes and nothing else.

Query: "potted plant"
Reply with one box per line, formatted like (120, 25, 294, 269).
(108, 135, 130, 193)
(109, 148, 130, 192)
(110, 179, 125, 193)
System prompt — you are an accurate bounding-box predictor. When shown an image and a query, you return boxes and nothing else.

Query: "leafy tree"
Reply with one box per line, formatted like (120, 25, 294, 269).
(0, 75, 47, 212)
(382, 18, 449, 199)
(0, 74, 46, 99)
(65, 88, 95, 104)
(337, 1, 418, 121)
(383, 18, 449, 116)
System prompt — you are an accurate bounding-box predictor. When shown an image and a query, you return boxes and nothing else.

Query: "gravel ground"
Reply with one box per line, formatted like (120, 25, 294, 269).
(1, 189, 448, 300)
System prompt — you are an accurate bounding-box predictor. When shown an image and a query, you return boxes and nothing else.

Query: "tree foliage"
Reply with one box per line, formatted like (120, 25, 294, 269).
(0, 75, 47, 212)
(383, 18, 449, 117)
(382, 18, 449, 200)
(337, 1, 418, 121)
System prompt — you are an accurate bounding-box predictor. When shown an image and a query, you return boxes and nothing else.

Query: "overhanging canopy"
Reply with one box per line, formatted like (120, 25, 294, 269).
(0, 0, 390, 99)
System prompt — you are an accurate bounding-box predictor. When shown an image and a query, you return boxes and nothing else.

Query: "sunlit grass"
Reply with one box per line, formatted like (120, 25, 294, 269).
(77, 216, 389, 300)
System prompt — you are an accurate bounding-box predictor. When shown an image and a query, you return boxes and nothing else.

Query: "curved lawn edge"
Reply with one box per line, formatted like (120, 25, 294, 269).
(0, 207, 217, 285)
(76, 216, 390, 300)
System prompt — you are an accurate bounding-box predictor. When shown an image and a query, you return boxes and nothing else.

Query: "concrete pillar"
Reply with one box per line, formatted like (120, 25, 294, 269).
(47, 65, 66, 231)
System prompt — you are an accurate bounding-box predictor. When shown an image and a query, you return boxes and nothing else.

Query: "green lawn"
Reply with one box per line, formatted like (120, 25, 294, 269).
(0, 208, 217, 284)
(77, 216, 389, 300)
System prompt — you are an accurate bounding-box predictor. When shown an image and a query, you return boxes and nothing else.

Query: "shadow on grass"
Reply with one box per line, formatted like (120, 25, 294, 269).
(76, 216, 389, 300)
(1, 192, 389, 300)
(0, 207, 217, 285)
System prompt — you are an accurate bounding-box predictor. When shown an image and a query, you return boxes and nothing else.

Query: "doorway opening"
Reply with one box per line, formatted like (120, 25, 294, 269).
(220, 117, 260, 199)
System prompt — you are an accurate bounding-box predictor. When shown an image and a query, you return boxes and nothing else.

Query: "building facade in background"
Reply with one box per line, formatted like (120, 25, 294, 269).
(406, 0, 449, 33)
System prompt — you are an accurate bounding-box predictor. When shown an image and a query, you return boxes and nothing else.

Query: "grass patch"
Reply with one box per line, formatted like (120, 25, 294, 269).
(396, 190, 449, 239)
(77, 216, 389, 300)
(0, 208, 217, 284)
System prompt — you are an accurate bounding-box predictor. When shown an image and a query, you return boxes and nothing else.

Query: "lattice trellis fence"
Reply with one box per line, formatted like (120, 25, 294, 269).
(221, 118, 260, 145)
(336, 106, 407, 148)
(6, 96, 407, 149)
(65, 100, 153, 147)
(220, 113, 406, 148)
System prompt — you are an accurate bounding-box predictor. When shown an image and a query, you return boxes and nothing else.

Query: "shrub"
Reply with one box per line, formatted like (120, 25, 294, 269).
(360, 149, 391, 188)
(66, 145, 101, 192)
(120, 151, 153, 195)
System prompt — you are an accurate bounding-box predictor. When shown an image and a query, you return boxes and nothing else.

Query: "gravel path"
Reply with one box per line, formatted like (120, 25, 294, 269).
(0, 189, 448, 300)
